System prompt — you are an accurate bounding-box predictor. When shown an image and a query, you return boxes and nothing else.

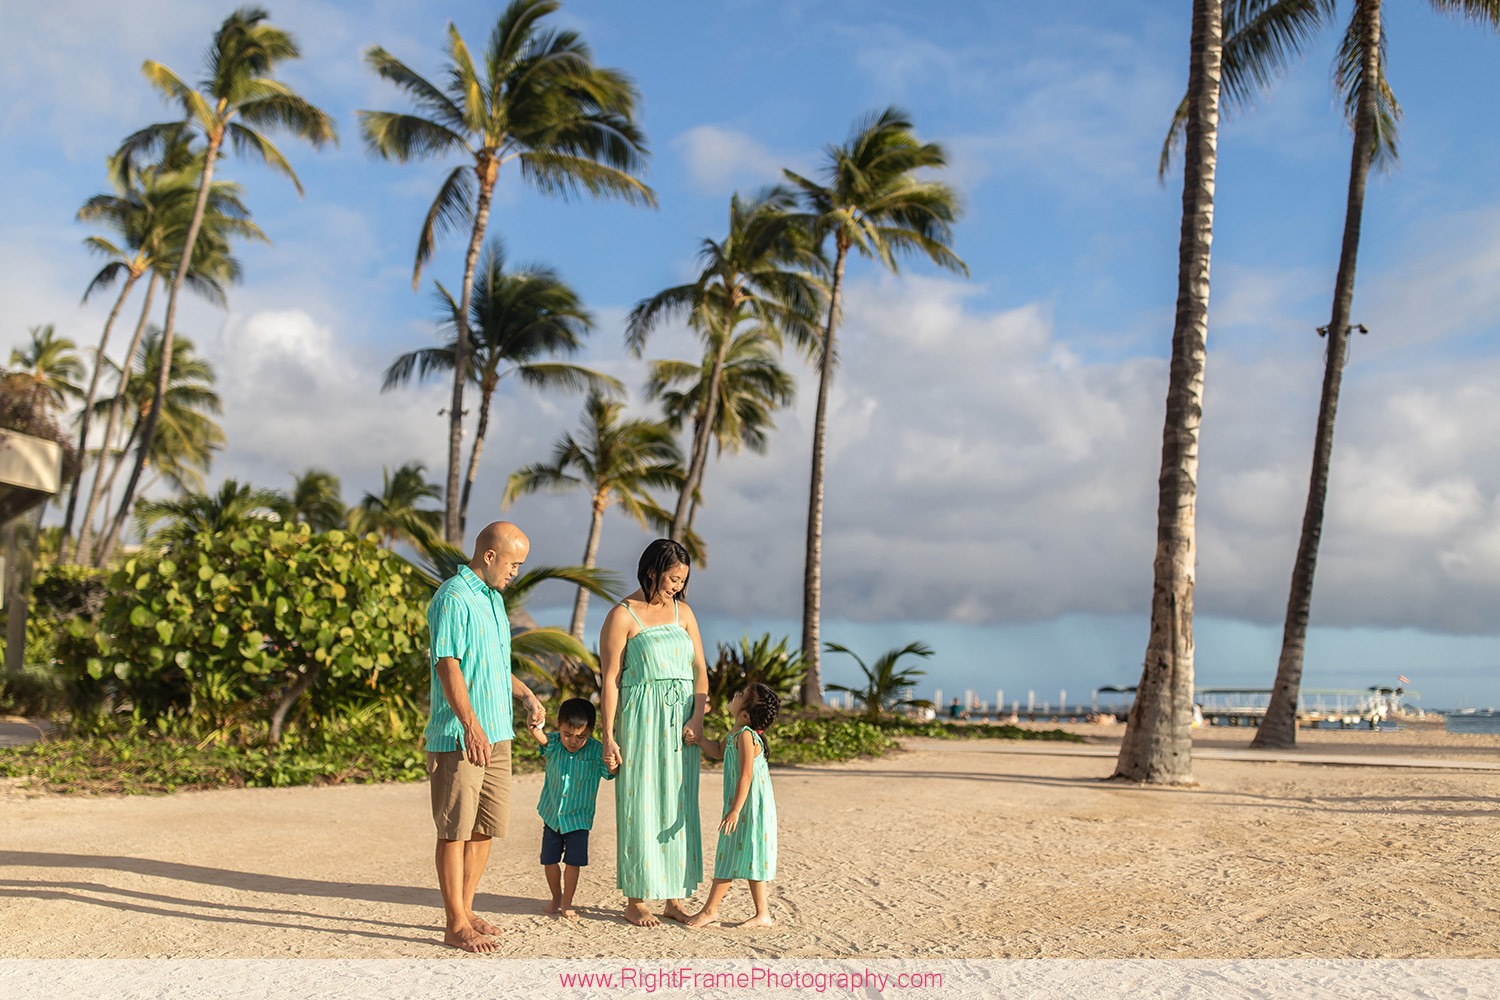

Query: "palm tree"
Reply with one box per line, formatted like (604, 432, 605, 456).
(7, 325, 84, 420)
(1160, 0, 1500, 751)
(350, 462, 443, 550)
(503, 393, 682, 641)
(825, 640, 934, 721)
(89, 330, 225, 564)
(111, 6, 335, 564)
(784, 108, 966, 706)
(1110, 0, 1224, 785)
(627, 187, 822, 543)
(359, 0, 655, 544)
(646, 326, 796, 539)
(381, 239, 619, 536)
(136, 479, 285, 545)
(67, 147, 263, 562)
(283, 467, 347, 532)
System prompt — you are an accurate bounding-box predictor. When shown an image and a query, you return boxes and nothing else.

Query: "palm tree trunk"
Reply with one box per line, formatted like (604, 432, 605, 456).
(1252, 0, 1380, 751)
(76, 273, 158, 566)
(570, 498, 607, 641)
(458, 382, 497, 537)
(89, 416, 142, 564)
(445, 167, 498, 545)
(670, 322, 732, 541)
(1113, 0, 1222, 784)
(113, 135, 223, 554)
(800, 243, 847, 706)
(61, 270, 140, 558)
(269, 663, 321, 745)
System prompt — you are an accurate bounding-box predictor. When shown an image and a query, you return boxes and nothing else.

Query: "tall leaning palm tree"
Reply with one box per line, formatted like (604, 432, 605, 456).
(1110, 0, 1224, 785)
(627, 187, 822, 544)
(359, 0, 655, 544)
(785, 108, 966, 706)
(646, 326, 796, 540)
(111, 5, 335, 560)
(503, 392, 682, 641)
(67, 147, 263, 562)
(381, 239, 619, 536)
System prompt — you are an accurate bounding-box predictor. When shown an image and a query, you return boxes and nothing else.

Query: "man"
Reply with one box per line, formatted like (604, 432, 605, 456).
(425, 521, 545, 952)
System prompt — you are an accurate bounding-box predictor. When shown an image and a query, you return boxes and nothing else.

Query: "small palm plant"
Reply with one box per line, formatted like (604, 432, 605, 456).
(825, 641, 935, 720)
(707, 634, 806, 717)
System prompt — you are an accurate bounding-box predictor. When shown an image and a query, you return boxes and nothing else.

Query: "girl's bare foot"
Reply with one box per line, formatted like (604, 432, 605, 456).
(624, 902, 660, 927)
(444, 927, 498, 953)
(661, 899, 692, 923)
(561, 907, 581, 921)
(735, 914, 774, 929)
(683, 908, 717, 929)
(542, 899, 562, 914)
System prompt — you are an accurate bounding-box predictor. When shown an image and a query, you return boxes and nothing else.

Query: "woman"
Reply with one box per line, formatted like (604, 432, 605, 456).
(599, 538, 709, 927)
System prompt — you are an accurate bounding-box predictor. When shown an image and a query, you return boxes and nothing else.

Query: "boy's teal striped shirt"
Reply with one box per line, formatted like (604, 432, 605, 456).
(424, 565, 514, 751)
(537, 735, 614, 834)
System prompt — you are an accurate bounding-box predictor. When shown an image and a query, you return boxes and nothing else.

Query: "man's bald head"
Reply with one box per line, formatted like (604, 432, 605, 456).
(470, 521, 529, 590)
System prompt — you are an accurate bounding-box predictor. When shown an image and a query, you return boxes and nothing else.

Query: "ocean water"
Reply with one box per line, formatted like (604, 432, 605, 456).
(1444, 712, 1500, 734)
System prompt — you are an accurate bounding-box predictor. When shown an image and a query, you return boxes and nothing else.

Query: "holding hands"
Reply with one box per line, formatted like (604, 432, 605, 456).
(603, 737, 622, 771)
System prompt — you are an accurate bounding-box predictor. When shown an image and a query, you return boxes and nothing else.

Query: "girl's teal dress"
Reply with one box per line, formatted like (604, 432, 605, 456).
(614, 600, 703, 899)
(714, 725, 777, 881)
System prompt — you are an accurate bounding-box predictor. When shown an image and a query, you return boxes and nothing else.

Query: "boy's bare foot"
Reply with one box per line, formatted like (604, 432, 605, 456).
(735, 914, 774, 929)
(444, 928, 498, 953)
(661, 899, 692, 923)
(683, 908, 717, 929)
(624, 902, 660, 927)
(468, 913, 503, 936)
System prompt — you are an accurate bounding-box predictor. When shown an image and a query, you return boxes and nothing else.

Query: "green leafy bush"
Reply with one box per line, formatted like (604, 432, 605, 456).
(74, 524, 430, 744)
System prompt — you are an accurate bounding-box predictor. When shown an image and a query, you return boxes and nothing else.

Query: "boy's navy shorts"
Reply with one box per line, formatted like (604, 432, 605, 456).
(540, 824, 590, 867)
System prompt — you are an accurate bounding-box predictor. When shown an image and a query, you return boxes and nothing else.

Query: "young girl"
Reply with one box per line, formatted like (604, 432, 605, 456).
(684, 682, 779, 929)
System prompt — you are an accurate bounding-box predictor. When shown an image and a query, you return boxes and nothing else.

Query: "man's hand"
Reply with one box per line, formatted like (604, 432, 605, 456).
(525, 696, 546, 731)
(460, 719, 491, 768)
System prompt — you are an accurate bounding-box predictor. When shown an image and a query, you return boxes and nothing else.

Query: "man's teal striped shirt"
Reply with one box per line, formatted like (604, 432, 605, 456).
(424, 565, 514, 751)
(537, 735, 614, 834)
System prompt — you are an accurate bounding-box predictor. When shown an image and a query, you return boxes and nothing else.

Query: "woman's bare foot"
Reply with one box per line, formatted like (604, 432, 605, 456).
(661, 899, 693, 923)
(735, 914, 774, 929)
(624, 902, 660, 927)
(683, 908, 717, 929)
(444, 927, 498, 953)
(469, 913, 503, 936)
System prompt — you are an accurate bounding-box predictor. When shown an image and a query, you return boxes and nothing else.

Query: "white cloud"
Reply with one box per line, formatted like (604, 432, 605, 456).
(671, 125, 797, 195)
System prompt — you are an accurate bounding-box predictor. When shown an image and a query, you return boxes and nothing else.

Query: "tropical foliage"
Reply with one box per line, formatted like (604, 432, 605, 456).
(706, 633, 806, 717)
(785, 107, 966, 706)
(825, 640, 935, 720)
(349, 461, 443, 550)
(359, 0, 654, 542)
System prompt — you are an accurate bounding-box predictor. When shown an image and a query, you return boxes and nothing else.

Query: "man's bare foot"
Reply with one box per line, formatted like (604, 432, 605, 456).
(683, 908, 717, 929)
(661, 899, 692, 923)
(735, 914, 774, 929)
(542, 899, 562, 915)
(444, 927, 498, 953)
(624, 902, 660, 927)
(468, 913, 503, 936)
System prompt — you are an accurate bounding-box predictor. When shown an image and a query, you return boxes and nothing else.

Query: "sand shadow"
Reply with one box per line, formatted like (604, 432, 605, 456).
(0, 850, 536, 918)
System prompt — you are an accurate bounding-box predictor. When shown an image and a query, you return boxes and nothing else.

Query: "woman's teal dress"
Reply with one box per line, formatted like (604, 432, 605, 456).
(714, 725, 777, 881)
(615, 601, 703, 899)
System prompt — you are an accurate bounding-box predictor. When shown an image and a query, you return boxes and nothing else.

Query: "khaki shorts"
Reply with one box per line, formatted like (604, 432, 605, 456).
(427, 740, 511, 841)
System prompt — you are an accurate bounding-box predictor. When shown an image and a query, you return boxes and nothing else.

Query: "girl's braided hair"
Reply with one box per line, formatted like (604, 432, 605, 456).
(745, 682, 780, 762)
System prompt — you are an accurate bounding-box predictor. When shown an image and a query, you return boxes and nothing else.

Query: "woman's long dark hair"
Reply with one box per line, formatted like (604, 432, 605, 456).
(637, 538, 691, 603)
(744, 682, 780, 763)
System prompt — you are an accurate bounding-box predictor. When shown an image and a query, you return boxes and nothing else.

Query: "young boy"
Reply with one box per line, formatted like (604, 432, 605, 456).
(526, 697, 617, 920)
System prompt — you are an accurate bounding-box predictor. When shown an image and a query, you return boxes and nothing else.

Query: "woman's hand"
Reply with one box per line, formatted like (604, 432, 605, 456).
(683, 715, 703, 746)
(603, 737, 622, 770)
(720, 806, 741, 834)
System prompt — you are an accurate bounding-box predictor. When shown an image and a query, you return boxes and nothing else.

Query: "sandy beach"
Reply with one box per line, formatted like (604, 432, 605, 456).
(1, 723, 1497, 961)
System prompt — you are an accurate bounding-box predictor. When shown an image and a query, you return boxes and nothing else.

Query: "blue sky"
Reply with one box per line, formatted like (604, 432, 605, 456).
(5, 1, 1500, 710)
